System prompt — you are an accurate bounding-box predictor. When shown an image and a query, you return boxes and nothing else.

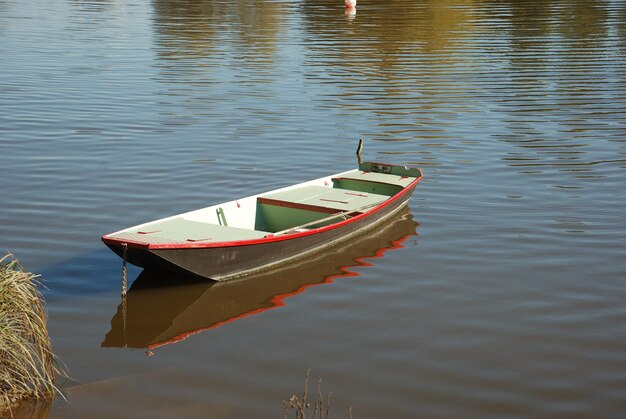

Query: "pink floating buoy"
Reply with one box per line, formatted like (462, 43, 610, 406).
(345, 0, 356, 9)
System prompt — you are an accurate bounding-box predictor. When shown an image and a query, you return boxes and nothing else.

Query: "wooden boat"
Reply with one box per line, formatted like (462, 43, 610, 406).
(101, 161, 423, 281)
(102, 206, 418, 349)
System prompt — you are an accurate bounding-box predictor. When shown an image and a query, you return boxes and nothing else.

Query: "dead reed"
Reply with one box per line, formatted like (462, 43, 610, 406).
(283, 370, 353, 419)
(0, 253, 57, 410)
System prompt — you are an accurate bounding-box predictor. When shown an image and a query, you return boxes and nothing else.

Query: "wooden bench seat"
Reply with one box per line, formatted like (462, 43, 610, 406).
(332, 169, 415, 188)
(258, 185, 389, 214)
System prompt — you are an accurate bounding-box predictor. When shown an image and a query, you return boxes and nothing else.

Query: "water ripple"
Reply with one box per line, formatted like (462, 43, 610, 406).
(2, 0, 626, 417)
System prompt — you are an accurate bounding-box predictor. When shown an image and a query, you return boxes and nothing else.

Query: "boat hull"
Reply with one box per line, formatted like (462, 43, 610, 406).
(105, 183, 416, 281)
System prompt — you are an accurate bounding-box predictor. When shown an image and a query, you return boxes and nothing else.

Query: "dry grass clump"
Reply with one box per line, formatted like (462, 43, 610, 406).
(0, 253, 56, 409)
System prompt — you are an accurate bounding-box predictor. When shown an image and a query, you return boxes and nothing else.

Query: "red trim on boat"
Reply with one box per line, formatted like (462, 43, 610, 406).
(331, 176, 410, 187)
(319, 198, 349, 204)
(101, 176, 422, 250)
(257, 197, 339, 214)
(101, 237, 150, 249)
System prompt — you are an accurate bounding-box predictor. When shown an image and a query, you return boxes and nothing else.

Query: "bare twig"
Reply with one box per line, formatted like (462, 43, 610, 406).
(283, 371, 343, 419)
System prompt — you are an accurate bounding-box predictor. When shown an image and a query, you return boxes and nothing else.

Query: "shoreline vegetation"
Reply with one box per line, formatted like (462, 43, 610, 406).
(0, 253, 59, 415)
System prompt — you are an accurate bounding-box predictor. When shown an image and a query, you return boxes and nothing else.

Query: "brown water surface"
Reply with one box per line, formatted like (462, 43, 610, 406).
(1, 0, 625, 417)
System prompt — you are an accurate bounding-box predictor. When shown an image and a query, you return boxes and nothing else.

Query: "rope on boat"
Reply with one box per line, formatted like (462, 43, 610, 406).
(121, 243, 128, 297)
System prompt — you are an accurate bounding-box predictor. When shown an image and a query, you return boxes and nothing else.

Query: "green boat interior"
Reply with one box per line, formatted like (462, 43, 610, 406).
(255, 163, 421, 233)
(255, 185, 389, 232)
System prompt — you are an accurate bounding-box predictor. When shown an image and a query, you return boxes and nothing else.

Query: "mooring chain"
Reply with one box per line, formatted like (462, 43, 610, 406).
(121, 243, 128, 297)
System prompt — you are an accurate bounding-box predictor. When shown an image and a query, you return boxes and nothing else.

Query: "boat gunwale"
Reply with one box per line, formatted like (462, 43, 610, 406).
(101, 168, 422, 251)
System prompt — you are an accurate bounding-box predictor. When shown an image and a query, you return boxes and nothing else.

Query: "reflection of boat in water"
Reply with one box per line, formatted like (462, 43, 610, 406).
(102, 207, 418, 349)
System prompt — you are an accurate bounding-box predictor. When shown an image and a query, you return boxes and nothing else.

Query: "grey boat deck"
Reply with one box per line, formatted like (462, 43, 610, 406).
(112, 219, 269, 245)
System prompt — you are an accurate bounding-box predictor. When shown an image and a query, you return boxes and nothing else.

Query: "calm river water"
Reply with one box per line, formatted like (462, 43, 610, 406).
(1, 0, 626, 417)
